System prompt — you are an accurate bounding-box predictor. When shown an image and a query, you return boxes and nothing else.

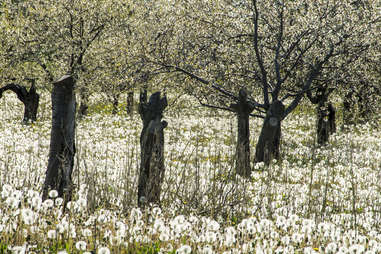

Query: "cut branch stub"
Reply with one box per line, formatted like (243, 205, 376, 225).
(230, 88, 255, 177)
(138, 90, 168, 207)
(42, 75, 76, 206)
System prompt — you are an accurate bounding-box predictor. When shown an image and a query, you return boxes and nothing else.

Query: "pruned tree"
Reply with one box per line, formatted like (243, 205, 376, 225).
(138, 90, 168, 207)
(136, 0, 378, 169)
(0, 79, 39, 124)
(42, 75, 76, 205)
(307, 85, 336, 145)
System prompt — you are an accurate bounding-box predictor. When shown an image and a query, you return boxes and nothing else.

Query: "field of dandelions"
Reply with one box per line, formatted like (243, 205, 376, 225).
(0, 91, 380, 254)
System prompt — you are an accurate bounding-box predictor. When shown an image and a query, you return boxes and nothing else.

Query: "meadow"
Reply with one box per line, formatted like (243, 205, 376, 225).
(0, 92, 380, 253)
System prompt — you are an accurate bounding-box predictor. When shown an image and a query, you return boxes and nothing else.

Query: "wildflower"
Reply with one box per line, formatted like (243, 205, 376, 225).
(55, 197, 64, 207)
(159, 232, 170, 241)
(1, 184, 13, 199)
(109, 234, 121, 246)
(43, 199, 54, 209)
(49, 190, 58, 198)
(57, 251, 67, 254)
(348, 244, 365, 253)
(75, 240, 87, 251)
(21, 208, 35, 225)
(207, 219, 220, 231)
(82, 228, 92, 237)
(31, 196, 42, 210)
(6, 197, 20, 209)
(98, 246, 111, 254)
(152, 206, 162, 217)
(205, 231, 217, 243)
(130, 208, 142, 221)
(47, 229, 57, 239)
(326, 242, 337, 253)
(176, 245, 191, 254)
(11, 245, 26, 254)
(202, 245, 213, 254)
(77, 197, 87, 209)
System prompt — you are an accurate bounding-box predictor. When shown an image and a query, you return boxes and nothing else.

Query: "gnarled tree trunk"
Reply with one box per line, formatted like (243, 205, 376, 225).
(138, 90, 167, 208)
(126, 91, 134, 115)
(307, 86, 336, 145)
(78, 86, 89, 119)
(255, 100, 285, 165)
(42, 75, 76, 205)
(0, 81, 40, 124)
(112, 94, 119, 115)
(230, 89, 254, 177)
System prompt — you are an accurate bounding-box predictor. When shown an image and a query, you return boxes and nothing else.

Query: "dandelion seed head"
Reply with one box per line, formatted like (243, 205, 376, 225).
(48, 190, 58, 198)
(75, 241, 87, 251)
(97, 246, 110, 254)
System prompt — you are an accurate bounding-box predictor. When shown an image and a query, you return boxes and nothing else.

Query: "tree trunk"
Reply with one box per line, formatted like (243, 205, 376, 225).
(230, 89, 254, 177)
(254, 100, 285, 165)
(42, 75, 76, 205)
(112, 94, 119, 115)
(0, 82, 40, 124)
(343, 90, 355, 126)
(23, 83, 40, 123)
(78, 86, 89, 119)
(307, 86, 336, 145)
(138, 90, 167, 208)
(126, 91, 134, 115)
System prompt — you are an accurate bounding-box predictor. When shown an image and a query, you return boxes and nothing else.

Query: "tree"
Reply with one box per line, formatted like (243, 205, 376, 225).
(1, 0, 132, 200)
(138, 90, 168, 207)
(0, 79, 39, 124)
(42, 75, 76, 205)
(136, 0, 379, 168)
(306, 85, 336, 145)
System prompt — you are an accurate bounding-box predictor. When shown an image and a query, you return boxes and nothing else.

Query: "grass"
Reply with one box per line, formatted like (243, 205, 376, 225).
(0, 92, 381, 253)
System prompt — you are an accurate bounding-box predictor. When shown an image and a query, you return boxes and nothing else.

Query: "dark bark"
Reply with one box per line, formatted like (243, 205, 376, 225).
(78, 87, 89, 119)
(42, 75, 76, 205)
(0, 81, 40, 124)
(230, 89, 255, 177)
(255, 100, 285, 165)
(307, 86, 336, 145)
(343, 89, 355, 126)
(112, 94, 119, 115)
(138, 90, 167, 208)
(126, 91, 134, 115)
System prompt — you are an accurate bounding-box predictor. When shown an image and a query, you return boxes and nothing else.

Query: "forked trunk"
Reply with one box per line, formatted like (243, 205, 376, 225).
(42, 75, 76, 205)
(254, 100, 284, 165)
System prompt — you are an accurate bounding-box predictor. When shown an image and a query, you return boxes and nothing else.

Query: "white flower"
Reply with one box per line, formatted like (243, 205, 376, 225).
(82, 228, 92, 237)
(75, 240, 87, 251)
(98, 246, 111, 254)
(49, 190, 58, 198)
(43, 199, 54, 209)
(21, 208, 35, 225)
(202, 245, 213, 254)
(176, 245, 191, 254)
(57, 251, 68, 254)
(31, 196, 42, 210)
(1, 184, 13, 199)
(77, 197, 87, 208)
(11, 245, 26, 254)
(130, 208, 142, 221)
(55, 197, 64, 207)
(47, 229, 57, 239)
